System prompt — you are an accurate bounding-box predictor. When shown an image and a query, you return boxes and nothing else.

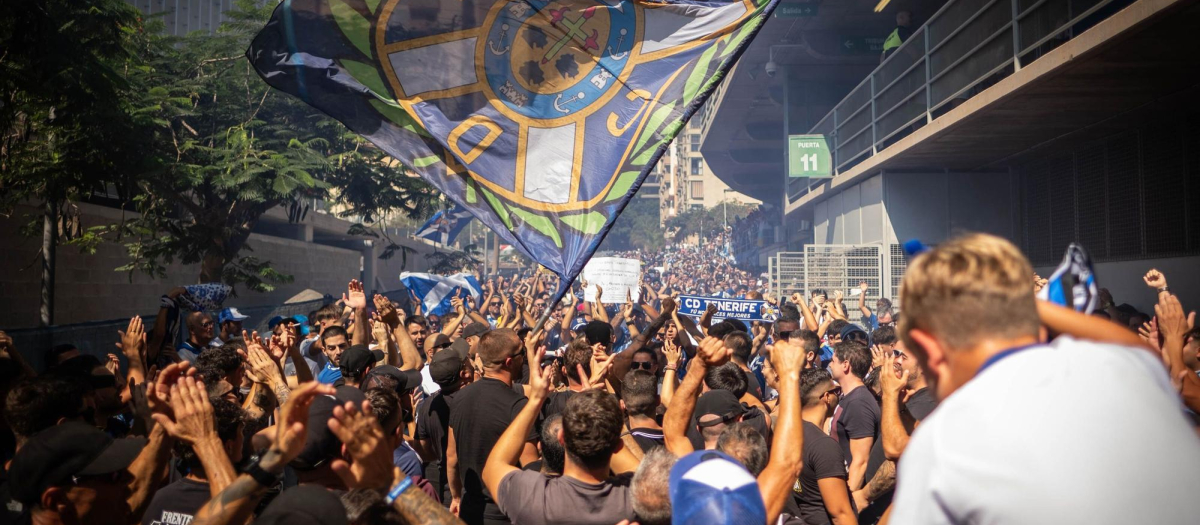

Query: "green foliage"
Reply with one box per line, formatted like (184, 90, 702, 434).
(598, 198, 665, 252)
(665, 201, 755, 242)
(426, 243, 482, 274)
(0, 0, 154, 219)
(4, 0, 438, 292)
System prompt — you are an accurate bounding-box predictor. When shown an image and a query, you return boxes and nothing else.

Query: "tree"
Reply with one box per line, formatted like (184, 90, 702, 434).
(73, 1, 437, 292)
(599, 198, 666, 252)
(665, 201, 755, 242)
(0, 0, 155, 324)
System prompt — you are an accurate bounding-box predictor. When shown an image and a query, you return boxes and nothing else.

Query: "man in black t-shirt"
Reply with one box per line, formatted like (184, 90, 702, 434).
(447, 329, 537, 525)
(828, 341, 879, 492)
(855, 342, 938, 524)
(141, 399, 248, 525)
(783, 368, 856, 525)
(415, 342, 473, 505)
(724, 331, 765, 401)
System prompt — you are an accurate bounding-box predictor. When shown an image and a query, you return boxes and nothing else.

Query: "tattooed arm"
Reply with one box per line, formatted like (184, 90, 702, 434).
(391, 469, 466, 524)
(191, 382, 336, 525)
(853, 459, 896, 512)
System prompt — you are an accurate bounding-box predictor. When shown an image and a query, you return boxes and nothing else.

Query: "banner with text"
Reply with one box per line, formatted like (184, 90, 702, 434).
(678, 295, 780, 322)
(582, 258, 641, 304)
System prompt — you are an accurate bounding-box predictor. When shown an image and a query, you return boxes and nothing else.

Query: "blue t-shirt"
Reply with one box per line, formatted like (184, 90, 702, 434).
(317, 362, 342, 384)
(864, 313, 879, 331)
(394, 443, 424, 479)
(176, 342, 202, 364)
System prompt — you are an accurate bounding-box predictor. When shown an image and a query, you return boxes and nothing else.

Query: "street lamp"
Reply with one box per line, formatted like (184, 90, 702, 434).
(723, 189, 735, 230)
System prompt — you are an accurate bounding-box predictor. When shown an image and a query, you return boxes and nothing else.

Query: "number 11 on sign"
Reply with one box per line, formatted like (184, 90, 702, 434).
(788, 134, 832, 178)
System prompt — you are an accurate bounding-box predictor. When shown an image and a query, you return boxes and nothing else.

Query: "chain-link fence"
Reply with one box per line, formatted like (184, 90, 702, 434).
(768, 244, 907, 325)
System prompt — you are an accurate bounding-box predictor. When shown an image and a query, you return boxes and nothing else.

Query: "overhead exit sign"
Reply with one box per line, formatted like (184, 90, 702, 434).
(776, 2, 818, 17)
(788, 135, 832, 178)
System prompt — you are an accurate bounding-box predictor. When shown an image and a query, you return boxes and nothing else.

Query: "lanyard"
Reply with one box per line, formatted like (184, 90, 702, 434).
(976, 343, 1041, 374)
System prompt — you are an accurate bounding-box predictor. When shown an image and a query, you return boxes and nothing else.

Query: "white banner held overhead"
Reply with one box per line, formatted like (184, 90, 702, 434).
(582, 257, 641, 304)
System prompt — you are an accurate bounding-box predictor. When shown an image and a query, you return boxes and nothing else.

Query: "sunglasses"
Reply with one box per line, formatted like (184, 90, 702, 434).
(630, 361, 654, 370)
(824, 386, 842, 398)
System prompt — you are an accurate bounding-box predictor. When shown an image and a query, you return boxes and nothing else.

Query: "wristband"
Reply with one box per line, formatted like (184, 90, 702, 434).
(386, 476, 414, 504)
(664, 365, 677, 371)
(1158, 286, 1170, 293)
(244, 455, 282, 488)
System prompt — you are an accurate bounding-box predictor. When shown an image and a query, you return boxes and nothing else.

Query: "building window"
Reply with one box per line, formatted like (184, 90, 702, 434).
(691, 158, 703, 175)
(690, 181, 704, 199)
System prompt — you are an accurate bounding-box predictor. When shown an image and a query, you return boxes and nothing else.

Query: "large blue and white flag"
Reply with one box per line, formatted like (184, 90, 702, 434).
(415, 205, 473, 245)
(400, 272, 484, 316)
(1037, 243, 1098, 313)
(248, 0, 779, 303)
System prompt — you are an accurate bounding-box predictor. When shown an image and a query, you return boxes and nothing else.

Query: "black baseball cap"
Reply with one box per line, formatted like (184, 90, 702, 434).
(463, 322, 489, 339)
(363, 364, 423, 393)
(8, 421, 146, 504)
(257, 484, 348, 525)
(695, 390, 746, 428)
(339, 344, 384, 378)
(291, 384, 366, 471)
(429, 348, 467, 389)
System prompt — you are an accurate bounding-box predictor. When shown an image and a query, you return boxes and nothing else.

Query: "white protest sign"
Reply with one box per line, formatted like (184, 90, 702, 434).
(582, 257, 641, 304)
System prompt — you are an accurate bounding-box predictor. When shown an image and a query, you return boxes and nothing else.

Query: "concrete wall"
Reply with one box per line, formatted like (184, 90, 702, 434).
(811, 171, 1018, 246)
(0, 203, 393, 329)
(1035, 255, 1200, 318)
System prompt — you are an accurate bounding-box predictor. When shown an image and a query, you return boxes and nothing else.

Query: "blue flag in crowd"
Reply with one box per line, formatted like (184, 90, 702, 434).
(248, 0, 780, 301)
(1037, 243, 1098, 313)
(400, 272, 484, 316)
(415, 205, 473, 245)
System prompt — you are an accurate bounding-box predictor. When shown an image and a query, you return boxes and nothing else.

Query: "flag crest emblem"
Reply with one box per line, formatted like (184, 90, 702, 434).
(250, 0, 778, 292)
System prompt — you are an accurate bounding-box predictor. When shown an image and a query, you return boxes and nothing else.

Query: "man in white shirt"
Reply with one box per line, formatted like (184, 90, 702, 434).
(890, 233, 1200, 525)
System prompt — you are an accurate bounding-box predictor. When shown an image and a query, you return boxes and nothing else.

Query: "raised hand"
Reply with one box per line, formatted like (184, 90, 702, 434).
(245, 337, 284, 386)
(268, 328, 293, 361)
(343, 279, 367, 309)
(1144, 269, 1168, 290)
(697, 336, 731, 367)
(663, 338, 682, 368)
(622, 291, 635, 318)
(595, 284, 604, 303)
(879, 354, 909, 399)
(374, 294, 400, 328)
(409, 290, 423, 315)
(116, 316, 146, 361)
(451, 292, 466, 315)
(151, 376, 217, 445)
(833, 289, 844, 303)
(527, 346, 554, 402)
(1138, 318, 1161, 352)
(370, 316, 391, 347)
(859, 281, 869, 294)
(1156, 293, 1190, 340)
(328, 400, 394, 489)
(147, 361, 195, 419)
(660, 296, 676, 315)
(770, 337, 804, 380)
(271, 382, 337, 467)
(790, 292, 804, 306)
(871, 344, 887, 369)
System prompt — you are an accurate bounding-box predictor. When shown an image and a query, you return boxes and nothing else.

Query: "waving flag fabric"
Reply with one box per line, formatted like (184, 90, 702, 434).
(248, 0, 779, 299)
(1036, 243, 1098, 313)
(415, 204, 473, 245)
(400, 272, 484, 316)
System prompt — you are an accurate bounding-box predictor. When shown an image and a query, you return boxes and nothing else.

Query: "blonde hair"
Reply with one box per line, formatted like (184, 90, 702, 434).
(899, 233, 1040, 353)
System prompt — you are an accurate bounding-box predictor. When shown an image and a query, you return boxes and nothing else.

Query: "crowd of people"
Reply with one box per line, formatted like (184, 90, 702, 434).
(0, 232, 1197, 525)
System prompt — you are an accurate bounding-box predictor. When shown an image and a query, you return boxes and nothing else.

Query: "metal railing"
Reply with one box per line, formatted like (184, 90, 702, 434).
(788, 0, 1128, 203)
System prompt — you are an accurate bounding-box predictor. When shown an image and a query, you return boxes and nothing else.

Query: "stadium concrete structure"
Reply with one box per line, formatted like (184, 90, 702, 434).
(703, 0, 1200, 312)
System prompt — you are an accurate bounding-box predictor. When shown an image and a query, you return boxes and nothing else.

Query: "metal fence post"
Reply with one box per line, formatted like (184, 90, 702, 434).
(1012, 0, 1022, 71)
(870, 75, 878, 155)
(924, 27, 933, 123)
